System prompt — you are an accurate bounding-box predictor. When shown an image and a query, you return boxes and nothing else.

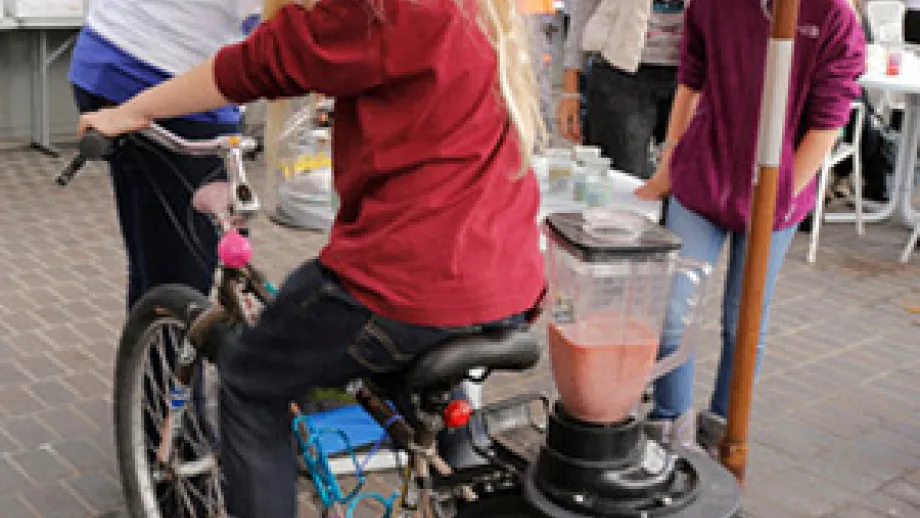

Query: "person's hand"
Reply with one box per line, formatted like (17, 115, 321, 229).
(78, 106, 151, 137)
(635, 165, 672, 201)
(556, 95, 582, 143)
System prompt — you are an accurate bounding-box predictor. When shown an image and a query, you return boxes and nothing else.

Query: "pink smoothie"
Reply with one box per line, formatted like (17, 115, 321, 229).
(548, 313, 659, 424)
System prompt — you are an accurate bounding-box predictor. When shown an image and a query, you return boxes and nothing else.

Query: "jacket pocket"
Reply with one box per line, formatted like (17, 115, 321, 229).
(346, 317, 413, 374)
(583, 0, 651, 73)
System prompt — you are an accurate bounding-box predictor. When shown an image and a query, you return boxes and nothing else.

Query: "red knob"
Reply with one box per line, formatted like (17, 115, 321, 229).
(443, 400, 474, 429)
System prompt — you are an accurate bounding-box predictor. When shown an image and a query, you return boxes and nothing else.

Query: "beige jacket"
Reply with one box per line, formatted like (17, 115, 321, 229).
(564, 0, 651, 73)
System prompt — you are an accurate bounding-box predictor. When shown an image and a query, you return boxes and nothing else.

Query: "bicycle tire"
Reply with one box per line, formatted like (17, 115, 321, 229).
(114, 284, 223, 518)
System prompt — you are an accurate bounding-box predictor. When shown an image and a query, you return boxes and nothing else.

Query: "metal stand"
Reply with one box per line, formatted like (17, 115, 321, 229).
(23, 19, 81, 156)
(823, 86, 920, 263)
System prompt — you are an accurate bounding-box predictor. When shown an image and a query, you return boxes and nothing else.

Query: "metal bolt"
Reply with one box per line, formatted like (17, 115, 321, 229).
(573, 494, 586, 504)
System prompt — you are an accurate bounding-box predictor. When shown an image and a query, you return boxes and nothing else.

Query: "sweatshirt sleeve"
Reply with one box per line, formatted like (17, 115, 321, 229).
(562, 0, 600, 71)
(677, 0, 705, 90)
(213, 1, 386, 103)
(804, 6, 866, 130)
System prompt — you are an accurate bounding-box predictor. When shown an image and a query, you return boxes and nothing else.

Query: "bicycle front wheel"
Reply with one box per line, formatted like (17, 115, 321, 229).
(114, 284, 225, 518)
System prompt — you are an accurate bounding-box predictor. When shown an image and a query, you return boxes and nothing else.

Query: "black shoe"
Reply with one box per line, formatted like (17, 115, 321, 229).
(798, 211, 814, 233)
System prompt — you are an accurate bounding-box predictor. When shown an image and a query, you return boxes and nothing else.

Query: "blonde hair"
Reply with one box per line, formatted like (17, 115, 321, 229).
(471, 0, 548, 176)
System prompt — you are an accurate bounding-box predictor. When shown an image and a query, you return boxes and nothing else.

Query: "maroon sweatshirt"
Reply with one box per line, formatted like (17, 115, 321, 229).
(671, 0, 865, 231)
(212, 1, 544, 327)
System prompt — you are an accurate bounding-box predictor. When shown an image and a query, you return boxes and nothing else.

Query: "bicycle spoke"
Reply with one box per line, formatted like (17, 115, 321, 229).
(154, 328, 177, 389)
(133, 317, 225, 518)
(174, 477, 197, 518)
(143, 368, 167, 419)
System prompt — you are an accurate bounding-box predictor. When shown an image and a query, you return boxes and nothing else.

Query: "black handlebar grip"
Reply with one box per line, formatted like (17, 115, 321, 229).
(55, 156, 86, 187)
(79, 130, 115, 160)
(55, 130, 116, 187)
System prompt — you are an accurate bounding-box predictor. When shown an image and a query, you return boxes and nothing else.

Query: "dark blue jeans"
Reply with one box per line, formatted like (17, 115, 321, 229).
(218, 259, 529, 518)
(585, 60, 676, 180)
(72, 86, 237, 308)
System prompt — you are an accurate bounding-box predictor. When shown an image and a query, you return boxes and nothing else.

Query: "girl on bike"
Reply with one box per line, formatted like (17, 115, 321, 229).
(634, 0, 865, 453)
(78, 0, 547, 517)
(69, 0, 260, 309)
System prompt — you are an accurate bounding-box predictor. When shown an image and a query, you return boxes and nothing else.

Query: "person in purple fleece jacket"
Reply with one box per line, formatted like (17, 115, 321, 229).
(634, 0, 865, 453)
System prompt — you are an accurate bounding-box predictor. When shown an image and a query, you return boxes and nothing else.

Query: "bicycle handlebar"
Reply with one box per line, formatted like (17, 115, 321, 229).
(55, 130, 113, 186)
(55, 122, 257, 187)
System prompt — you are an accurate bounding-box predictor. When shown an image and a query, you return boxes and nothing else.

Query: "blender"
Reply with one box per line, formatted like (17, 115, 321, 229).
(521, 209, 741, 518)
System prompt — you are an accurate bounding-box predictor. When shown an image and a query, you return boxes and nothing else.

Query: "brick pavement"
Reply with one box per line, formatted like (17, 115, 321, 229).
(1, 144, 920, 517)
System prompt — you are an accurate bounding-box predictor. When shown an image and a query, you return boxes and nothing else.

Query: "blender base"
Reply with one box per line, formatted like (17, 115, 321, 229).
(452, 448, 741, 518)
(523, 447, 741, 518)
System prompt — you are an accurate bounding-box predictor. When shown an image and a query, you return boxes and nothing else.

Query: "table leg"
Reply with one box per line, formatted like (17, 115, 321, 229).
(29, 29, 59, 156)
(898, 97, 920, 227)
(29, 29, 78, 157)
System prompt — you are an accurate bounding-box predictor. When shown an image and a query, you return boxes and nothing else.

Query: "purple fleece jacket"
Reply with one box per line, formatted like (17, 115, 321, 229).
(670, 0, 865, 231)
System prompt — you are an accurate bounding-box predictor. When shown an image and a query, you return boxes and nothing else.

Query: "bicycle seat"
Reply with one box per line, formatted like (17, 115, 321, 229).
(193, 181, 232, 216)
(389, 330, 541, 393)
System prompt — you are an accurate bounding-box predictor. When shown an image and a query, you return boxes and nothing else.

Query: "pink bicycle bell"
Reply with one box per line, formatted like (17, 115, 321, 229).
(217, 230, 252, 269)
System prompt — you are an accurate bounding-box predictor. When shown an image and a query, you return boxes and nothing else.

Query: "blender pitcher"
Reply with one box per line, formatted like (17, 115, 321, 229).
(543, 209, 712, 424)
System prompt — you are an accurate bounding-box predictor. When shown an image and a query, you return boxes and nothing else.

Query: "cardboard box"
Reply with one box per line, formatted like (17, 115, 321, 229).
(6, 0, 84, 19)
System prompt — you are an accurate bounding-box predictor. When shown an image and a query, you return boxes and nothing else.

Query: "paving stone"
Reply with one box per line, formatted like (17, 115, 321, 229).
(64, 472, 123, 516)
(71, 398, 111, 431)
(741, 492, 813, 518)
(4, 312, 44, 334)
(2, 417, 58, 451)
(856, 491, 920, 517)
(47, 349, 95, 375)
(883, 480, 920, 509)
(19, 483, 94, 518)
(0, 387, 45, 417)
(34, 406, 101, 440)
(10, 449, 75, 483)
(42, 326, 88, 352)
(744, 467, 854, 517)
(15, 355, 66, 381)
(30, 306, 72, 329)
(825, 503, 903, 518)
(25, 380, 79, 407)
(9, 332, 56, 357)
(0, 428, 21, 456)
(0, 495, 39, 518)
(62, 373, 109, 399)
(0, 362, 30, 388)
(51, 440, 108, 473)
(903, 470, 920, 487)
(0, 458, 32, 496)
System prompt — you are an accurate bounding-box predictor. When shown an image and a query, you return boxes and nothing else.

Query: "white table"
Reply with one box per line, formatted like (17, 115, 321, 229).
(856, 73, 920, 262)
(19, 17, 82, 156)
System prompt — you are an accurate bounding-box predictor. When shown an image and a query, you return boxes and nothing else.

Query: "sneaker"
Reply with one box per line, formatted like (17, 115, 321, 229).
(696, 409, 726, 459)
(644, 410, 699, 452)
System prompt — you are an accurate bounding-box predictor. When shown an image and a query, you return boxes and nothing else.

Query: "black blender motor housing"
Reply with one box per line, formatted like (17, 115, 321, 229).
(525, 212, 741, 518)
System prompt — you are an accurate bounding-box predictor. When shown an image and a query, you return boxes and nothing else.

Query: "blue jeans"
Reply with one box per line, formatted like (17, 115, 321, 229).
(651, 198, 798, 420)
(218, 259, 530, 518)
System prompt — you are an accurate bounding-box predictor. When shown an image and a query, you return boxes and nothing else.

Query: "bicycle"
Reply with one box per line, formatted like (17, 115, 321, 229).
(57, 124, 550, 518)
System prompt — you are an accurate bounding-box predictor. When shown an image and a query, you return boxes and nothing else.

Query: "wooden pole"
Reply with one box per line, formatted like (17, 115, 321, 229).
(262, 0, 287, 201)
(719, 0, 800, 484)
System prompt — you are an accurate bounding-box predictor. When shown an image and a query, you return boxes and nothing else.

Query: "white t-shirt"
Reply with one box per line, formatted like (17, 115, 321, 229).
(86, 0, 261, 75)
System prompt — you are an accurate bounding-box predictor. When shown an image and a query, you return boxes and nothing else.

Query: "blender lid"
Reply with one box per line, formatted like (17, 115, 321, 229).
(544, 208, 681, 260)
